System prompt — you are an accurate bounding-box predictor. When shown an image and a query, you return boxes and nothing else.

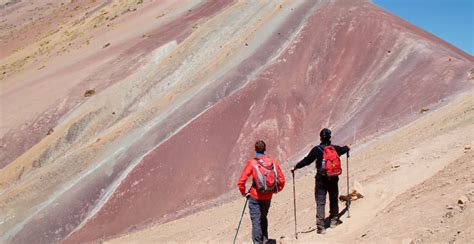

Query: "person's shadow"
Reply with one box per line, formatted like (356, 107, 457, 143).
(324, 203, 350, 228)
(299, 203, 351, 232)
(336, 202, 350, 218)
(266, 239, 277, 244)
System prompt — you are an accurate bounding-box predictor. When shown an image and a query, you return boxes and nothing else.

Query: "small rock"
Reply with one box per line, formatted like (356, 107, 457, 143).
(446, 205, 454, 209)
(465, 146, 471, 150)
(32, 160, 41, 168)
(444, 211, 454, 218)
(84, 89, 95, 97)
(420, 108, 429, 113)
(102, 43, 110, 48)
(47, 128, 54, 135)
(391, 163, 401, 169)
(458, 195, 468, 204)
(17, 166, 25, 180)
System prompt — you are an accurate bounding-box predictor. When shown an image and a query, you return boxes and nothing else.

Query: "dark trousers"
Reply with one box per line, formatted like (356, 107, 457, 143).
(315, 174, 339, 229)
(248, 197, 271, 244)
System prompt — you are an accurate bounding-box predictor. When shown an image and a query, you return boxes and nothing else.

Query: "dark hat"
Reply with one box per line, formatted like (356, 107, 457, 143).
(320, 128, 332, 139)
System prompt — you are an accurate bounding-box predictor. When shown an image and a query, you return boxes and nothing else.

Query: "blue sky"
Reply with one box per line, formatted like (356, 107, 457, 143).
(373, 0, 474, 55)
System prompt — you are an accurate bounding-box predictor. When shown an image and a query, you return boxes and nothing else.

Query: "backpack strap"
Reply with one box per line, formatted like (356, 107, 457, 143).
(316, 145, 326, 154)
(251, 158, 260, 188)
(316, 145, 327, 175)
(254, 157, 262, 166)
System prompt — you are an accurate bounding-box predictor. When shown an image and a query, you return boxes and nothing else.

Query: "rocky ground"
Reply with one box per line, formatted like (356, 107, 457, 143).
(109, 91, 474, 243)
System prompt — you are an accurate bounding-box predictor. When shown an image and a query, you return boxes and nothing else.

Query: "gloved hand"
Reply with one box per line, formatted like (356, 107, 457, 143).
(242, 190, 251, 199)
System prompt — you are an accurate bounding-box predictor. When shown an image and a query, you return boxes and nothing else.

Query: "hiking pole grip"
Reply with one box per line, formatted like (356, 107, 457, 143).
(292, 170, 298, 239)
(233, 197, 249, 244)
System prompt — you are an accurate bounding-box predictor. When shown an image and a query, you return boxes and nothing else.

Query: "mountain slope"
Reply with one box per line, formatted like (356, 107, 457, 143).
(108, 90, 474, 243)
(0, 0, 472, 243)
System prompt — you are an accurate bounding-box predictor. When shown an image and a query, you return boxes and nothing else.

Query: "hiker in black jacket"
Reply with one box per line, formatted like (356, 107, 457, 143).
(290, 128, 349, 234)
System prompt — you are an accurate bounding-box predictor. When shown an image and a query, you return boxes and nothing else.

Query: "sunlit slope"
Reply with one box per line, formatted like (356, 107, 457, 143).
(0, 0, 472, 243)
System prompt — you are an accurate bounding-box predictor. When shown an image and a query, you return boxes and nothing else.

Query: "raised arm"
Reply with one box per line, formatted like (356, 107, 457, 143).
(334, 145, 350, 156)
(294, 146, 318, 170)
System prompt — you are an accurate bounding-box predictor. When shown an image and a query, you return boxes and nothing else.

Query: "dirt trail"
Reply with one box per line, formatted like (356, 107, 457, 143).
(108, 90, 474, 243)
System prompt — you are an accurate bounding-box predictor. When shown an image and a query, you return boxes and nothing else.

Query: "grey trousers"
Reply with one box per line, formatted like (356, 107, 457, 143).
(315, 174, 339, 229)
(248, 196, 271, 244)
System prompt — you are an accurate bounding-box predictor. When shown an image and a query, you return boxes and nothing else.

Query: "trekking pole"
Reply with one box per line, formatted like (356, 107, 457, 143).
(233, 196, 249, 244)
(346, 151, 350, 218)
(292, 170, 298, 239)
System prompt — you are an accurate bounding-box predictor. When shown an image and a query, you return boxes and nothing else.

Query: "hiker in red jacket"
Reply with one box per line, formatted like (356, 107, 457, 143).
(290, 128, 349, 234)
(237, 140, 285, 244)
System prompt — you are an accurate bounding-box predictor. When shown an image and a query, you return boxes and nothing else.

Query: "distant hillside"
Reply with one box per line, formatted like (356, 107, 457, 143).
(0, 0, 472, 243)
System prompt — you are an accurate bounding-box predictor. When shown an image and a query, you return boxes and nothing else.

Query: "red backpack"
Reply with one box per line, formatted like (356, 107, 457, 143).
(320, 145, 342, 176)
(252, 158, 279, 193)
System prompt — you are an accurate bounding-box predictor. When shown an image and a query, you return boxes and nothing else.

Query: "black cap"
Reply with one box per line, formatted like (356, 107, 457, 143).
(320, 128, 331, 140)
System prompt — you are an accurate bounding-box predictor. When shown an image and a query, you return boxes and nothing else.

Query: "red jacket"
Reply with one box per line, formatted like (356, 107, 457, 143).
(237, 155, 285, 200)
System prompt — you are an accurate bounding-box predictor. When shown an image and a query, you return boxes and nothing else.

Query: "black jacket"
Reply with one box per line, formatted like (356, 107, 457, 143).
(294, 141, 349, 175)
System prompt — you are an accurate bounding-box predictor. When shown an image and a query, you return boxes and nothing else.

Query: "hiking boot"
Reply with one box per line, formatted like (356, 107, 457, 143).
(317, 228, 326, 234)
(330, 218, 342, 228)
